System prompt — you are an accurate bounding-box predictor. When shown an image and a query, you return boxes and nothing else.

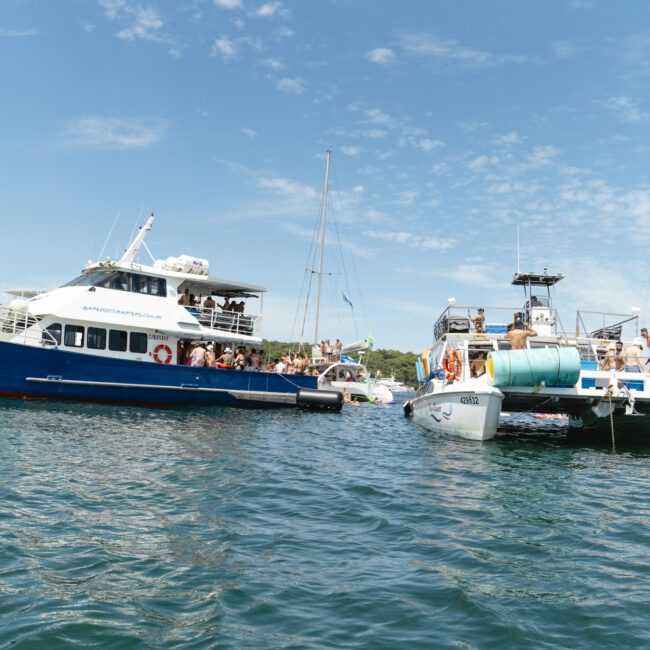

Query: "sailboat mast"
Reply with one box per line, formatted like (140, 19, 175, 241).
(314, 149, 332, 345)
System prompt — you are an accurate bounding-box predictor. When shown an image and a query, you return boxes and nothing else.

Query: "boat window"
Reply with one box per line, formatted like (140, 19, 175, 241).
(109, 329, 127, 352)
(43, 323, 62, 346)
(497, 340, 512, 350)
(64, 324, 85, 347)
(129, 332, 148, 354)
(87, 327, 107, 350)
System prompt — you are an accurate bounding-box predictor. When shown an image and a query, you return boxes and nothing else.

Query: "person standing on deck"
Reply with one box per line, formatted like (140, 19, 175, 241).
(505, 325, 538, 350)
(469, 308, 485, 333)
(190, 343, 206, 367)
(625, 340, 644, 372)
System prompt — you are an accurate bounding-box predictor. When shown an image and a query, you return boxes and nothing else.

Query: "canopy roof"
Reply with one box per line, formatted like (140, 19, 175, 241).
(177, 276, 266, 298)
(511, 272, 564, 287)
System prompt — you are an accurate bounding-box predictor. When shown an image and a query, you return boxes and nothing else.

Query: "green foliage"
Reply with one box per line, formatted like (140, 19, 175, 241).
(364, 348, 419, 388)
(261, 340, 418, 387)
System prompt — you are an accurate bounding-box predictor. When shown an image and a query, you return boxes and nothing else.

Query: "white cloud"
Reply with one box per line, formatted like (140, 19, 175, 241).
(341, 146, 361, 157)
(415, 138, 444, 151)
(490, 131, 522, 146)
(526, 145, 561, 167)
(260, 57, 285, 70)
(367, 48, 395, 64)
(273, 26, 294, 38)
(364, 108, 398, 128)
(396, 33, 526, 68)
(364, 229, 455, 250)
(467, 155, 499, 171)
(552, 40, 578, 59)
(353, 185, 365, 193)
(258, 176, 318, 200)
(211, 36, 236, 58)
(214, 0, 242, 8)
(241, 127, 257, 139)
(99, 1, 166, 43)
(277, 77, 305, 94)
(63, 116, 169, 150)
(255, 2, 282, 17)
(0, 28, 38, 37)
(595, 96, 648, 124)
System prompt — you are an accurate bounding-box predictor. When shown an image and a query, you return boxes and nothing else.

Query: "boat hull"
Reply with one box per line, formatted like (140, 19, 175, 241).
(409, 385, 504, 441)
(0, 340, 317, 409)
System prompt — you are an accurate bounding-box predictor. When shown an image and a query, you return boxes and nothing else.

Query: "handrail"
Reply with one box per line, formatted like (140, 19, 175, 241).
(0, 306, 57, 346)
(185, 306, 259, 336)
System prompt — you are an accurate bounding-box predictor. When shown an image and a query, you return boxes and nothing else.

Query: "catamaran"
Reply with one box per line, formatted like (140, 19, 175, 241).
(405, 270, 650, 441)
(0, 216, 340, 410)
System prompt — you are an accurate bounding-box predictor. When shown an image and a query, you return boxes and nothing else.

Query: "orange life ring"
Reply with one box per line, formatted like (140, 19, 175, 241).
(442, 350, 462, 381)
(153, 343, 173, 364)
(216, 362, 233, 369)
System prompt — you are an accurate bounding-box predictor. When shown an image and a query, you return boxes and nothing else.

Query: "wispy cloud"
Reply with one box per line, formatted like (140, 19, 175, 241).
(241, 126, 257, 139)
(213, 0, 242, 8)
(260, 57, 285, 70)
(99, 1, 166, 43)
(367, 48, 395, 64)
(258, 175, 318, 200)
(277, 77, 305, 94)
(490, 131, 523, 146)
(341, 146, 361, 157)
(364, 229, 455, 250)
(254, 2, 283, 17)
(62, 116, 169, 150)
(396, 33, 526, 68)
(595, 96, 648, 123)
(0, 28, 38, 38)
(211, 36, 236, 58)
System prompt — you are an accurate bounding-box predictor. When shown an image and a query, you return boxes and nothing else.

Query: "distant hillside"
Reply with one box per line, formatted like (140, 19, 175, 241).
(261, 340, 419, 388)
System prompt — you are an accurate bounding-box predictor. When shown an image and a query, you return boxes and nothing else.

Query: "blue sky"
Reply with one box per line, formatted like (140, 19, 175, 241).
(2, 0, 650, 351)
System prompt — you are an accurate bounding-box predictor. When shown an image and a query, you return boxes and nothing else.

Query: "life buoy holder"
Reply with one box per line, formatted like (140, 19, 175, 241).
(442, 350, 462, 382)
(153, 344, 173, 364)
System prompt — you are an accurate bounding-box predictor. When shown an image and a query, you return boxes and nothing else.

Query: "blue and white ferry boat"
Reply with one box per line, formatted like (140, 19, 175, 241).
(0, 216, 327, 409)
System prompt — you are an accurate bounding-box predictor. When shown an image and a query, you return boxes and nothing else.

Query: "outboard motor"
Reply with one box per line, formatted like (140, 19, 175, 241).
(296, 389, 343, 412)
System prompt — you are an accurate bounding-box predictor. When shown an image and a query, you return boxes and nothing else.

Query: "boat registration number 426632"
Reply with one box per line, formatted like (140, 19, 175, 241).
(460, 396, 479, 405)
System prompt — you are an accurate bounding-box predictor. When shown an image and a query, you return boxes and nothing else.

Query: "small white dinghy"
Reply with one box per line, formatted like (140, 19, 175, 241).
(405, 379, 503, 441)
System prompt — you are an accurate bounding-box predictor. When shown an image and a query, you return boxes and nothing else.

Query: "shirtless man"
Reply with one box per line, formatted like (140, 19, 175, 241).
(505, 325, 538, 350)
(233, 348, 247, 370)
(469, 308, 485, 333)
(204, 295, 216, 309)
(470, 351, 487, 377)
(624, 339, 644, 372)
(248, 349, 261, 370)
(205, 343, 216, 367)
(190, 343, 206, 367)
(600, 341, 626, 371)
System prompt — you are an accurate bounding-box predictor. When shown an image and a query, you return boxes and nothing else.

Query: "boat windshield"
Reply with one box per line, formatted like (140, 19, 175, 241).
(63, 271, 112, 287)
(62, 270, 167, 297)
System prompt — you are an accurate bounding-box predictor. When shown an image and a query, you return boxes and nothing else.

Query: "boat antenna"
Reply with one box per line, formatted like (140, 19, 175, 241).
(314, 149, 332, 344)
(98, 211, 121, 260)
(516, 224, 521, 273)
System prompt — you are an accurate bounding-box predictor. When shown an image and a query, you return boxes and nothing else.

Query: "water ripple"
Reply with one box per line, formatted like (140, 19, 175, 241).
(0, 400, 649, 648)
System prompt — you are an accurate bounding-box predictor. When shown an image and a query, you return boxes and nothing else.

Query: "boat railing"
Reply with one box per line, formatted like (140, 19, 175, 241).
(574, 310, 639, 340)
(0, 305, 58, 346)
(433, 304, 568, 342)
(185, 306, 259, 336)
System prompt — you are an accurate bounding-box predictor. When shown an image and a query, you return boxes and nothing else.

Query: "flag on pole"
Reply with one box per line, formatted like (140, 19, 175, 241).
(367, 332, 376, 347)
(341, 291, 354, 308)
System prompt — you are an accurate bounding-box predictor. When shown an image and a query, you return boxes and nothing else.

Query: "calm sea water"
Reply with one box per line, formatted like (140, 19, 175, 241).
(1, 398, 649, 649)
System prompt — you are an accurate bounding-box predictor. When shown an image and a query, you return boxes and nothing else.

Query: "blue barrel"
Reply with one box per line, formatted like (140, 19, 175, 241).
(486, 347, 581, 388)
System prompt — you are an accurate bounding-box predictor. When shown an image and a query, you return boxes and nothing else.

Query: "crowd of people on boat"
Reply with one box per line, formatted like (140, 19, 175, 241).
(178, 341, 320, 374)
(317, 338, 343, 361)
(177, 289, 246, 314)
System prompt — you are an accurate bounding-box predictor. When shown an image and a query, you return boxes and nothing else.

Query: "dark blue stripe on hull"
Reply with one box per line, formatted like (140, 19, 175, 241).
(0, 341, 316, 409)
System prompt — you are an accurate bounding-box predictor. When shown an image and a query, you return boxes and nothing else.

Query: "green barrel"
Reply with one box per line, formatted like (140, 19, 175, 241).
(486, 347, 581, 388)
